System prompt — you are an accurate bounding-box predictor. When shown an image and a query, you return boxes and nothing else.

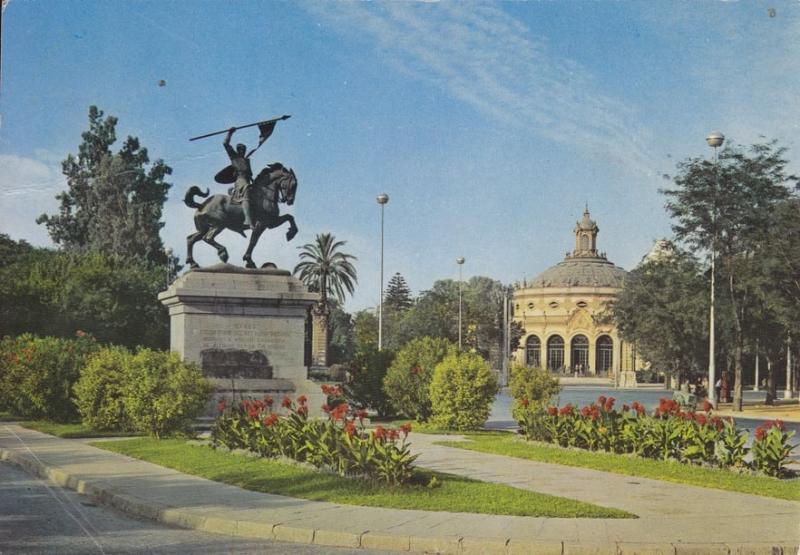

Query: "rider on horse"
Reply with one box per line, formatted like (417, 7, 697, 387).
(223, 127, 255, 229)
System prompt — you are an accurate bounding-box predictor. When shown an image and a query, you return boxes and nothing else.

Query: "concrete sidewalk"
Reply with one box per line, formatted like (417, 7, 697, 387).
(1, 424, 798, 555)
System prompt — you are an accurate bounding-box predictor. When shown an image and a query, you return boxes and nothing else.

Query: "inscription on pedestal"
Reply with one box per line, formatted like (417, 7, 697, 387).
(200, 348, 273, 379)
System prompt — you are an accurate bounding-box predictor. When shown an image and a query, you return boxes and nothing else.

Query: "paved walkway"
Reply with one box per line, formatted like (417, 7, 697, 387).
(1, 425, 798, 555)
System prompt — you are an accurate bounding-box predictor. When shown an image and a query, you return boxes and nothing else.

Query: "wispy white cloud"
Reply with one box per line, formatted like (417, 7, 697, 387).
(303, 2, 655, 175)
(0, 154, 63, 244)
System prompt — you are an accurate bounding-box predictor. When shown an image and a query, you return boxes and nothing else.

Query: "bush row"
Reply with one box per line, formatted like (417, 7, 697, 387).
(0, 334, 212, 437)
(517, 396, 796, 478)
(211, 386, 417, 485)
(347, 338, 499, 431)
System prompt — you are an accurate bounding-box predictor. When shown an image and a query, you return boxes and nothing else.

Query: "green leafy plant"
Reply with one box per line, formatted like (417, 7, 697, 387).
(0, 333, 99, 421)
(751, 420, 796, 477)
(429, 352, 498, 431)
(344, 347, 395, 417)
(509, 363, 560, 423)
(123, 349, 213, 438)
(383, 337, 456, 422)
(73, 345, 133, 431)
(717, 418, 748, 468)
(212, 389, 417, 485)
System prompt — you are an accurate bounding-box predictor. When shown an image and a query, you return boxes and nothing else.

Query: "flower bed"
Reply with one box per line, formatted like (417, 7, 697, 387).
(516, 395, 796, 478)
(211, 385, 416, 485)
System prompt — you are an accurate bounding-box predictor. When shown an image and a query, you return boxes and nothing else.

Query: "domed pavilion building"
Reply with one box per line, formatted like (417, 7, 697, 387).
(512, 207, 641, 385)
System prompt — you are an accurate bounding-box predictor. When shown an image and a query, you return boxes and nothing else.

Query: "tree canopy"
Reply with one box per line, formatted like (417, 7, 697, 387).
(37, 106, 173, 266)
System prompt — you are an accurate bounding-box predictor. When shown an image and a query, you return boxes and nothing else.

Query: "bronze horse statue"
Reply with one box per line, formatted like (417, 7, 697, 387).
(183, 163, 298, 269)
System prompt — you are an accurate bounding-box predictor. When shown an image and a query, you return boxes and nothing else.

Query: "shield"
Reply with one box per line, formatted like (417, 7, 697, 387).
(214, 165, 236, 184)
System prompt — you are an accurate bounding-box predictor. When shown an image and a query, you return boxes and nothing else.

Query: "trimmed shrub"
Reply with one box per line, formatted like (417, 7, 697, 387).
(509, 363, 561, 423)
(0, 333, 99, 421)
(73, 345, 133, 431)
(429, 352, 498, 431)
(383, 337, 456, 421)
(123, 349, 213, 438)
(344, 347, 395, 417)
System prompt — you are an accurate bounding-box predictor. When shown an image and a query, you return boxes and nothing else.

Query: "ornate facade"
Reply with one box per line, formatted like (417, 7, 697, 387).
(513, 208, 641, 383)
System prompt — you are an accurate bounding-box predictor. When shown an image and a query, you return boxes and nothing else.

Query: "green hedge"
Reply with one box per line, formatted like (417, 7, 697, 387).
(0, 333, 99, 421)
(429, 352, 498, 431)
(383, 337, 456, 421)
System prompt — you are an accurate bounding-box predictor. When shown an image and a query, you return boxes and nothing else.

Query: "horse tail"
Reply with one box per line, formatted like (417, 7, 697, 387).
(184, 186, 210, 209)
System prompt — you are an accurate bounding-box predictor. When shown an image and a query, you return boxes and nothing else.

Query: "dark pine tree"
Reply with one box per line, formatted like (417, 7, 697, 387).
(384, 272, 413, 312)
(37, 106, 173, 266)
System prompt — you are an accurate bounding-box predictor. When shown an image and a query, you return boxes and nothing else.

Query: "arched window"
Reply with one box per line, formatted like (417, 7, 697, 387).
(547, 335, 564, 371)
(580, 234, 589, 251)
(525, 335, 541, 367)
(571, 335, 589, 373)
(596, 335, 613, 374)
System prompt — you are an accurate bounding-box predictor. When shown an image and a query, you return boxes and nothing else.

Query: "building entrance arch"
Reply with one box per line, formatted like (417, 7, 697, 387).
(571, 334, 589, 373)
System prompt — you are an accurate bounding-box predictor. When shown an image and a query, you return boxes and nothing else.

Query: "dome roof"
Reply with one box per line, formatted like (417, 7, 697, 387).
(529, 256, 627, 288)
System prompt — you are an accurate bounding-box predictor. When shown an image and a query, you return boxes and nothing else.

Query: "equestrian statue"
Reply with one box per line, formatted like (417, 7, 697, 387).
(183, 115, 297, 269)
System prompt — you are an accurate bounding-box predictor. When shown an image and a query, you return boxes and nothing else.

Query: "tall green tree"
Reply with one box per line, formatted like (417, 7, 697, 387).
(662, 140, 798, 410)
(293, 233, 357, 366)
(37, 106, 173, 266)
(613, 247, 708, 384)
(384, 272, 413, 312)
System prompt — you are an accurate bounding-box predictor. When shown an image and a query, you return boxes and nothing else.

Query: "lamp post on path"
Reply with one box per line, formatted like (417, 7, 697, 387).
(377, 193, 389, 351)
(456, 257, 465, 350)
(706, 131, 724, 408)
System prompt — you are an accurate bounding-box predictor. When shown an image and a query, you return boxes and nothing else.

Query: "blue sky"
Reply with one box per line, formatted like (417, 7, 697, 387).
(1, 1, 798, 311)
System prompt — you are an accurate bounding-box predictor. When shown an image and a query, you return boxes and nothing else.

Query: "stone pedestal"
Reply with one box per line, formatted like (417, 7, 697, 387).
(158, 264, 324, 415)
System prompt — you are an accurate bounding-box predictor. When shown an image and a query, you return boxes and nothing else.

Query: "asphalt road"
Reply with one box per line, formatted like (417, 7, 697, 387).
(0, 460, 394, 555)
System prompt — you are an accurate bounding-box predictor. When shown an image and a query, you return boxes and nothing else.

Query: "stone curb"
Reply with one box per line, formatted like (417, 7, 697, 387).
(0, 446, 795, 555)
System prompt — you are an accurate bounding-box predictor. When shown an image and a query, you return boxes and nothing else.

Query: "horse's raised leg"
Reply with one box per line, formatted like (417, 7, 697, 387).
(272, 214, 298, 241)
(243, 223, 266, 268)
(186, 230, 204, 268)
(203, 227, 229, 263)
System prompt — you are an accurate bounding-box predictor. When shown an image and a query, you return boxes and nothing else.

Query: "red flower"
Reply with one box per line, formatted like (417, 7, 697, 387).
(400, 423, 412, 437)
(580, 406, 592, 417)
(263, 413, 279, 427)
(297, 395, 307, 406)
(217, 399, 227, 413)
(755, 426, 766, 441)
(374, 425, 387, 441)
(264, 396, 274, 408)
(559, 404, 574, 416)
(621, 404, 630, 413)
(604, 397, 615, 412)
(357, 409, 368, 423)
(547, 406, 557, 416)
(631, 401, 645, 416)
(703, 399, 713, 413)
(331, 403, 349, 421)
(388, 429, 400, 441)
(520, 398, 530, 408)
(345, 421, 356, 437)
(297, 405, 308, 417)
(281, 396, 292, 409)
(695, 413, 707, 426)
(597, 395, 607, 407)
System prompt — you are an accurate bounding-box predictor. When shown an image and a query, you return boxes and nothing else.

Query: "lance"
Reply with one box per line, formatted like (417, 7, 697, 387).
(189, 115, 291, 142)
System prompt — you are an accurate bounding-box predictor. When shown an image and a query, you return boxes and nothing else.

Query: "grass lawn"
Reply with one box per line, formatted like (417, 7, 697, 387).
(19, 420, 139, 439)
(92, 438, 633, 519)
(437, 433, 800, 501)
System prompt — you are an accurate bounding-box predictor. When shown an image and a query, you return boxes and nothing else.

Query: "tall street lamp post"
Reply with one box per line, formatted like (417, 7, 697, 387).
(377, 193, 389, 351)
(706, 131, 724, 408)
(456, 257, 465, 350)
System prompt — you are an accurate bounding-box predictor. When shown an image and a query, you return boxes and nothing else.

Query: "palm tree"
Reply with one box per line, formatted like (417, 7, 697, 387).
(293, 233, 357, 366)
